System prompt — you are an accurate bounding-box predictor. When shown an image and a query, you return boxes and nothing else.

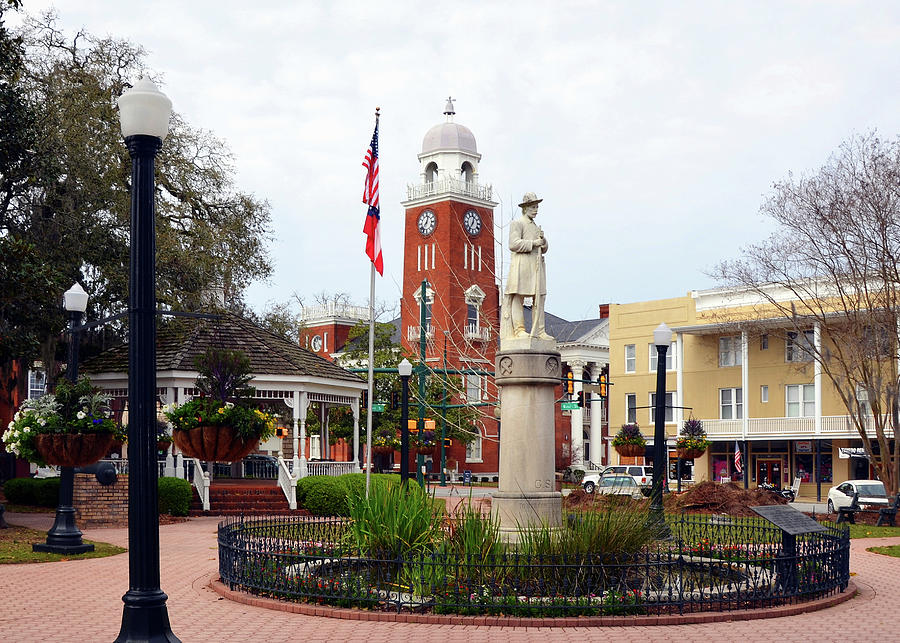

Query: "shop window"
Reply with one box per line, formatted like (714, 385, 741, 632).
(625, 394, 637, 424)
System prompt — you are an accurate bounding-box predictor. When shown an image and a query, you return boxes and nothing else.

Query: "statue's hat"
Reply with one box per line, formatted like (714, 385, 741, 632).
(518, 192, 543, 207)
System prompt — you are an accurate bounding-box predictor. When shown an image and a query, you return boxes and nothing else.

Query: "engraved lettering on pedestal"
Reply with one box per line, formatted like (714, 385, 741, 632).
(499, 356, 513, 376)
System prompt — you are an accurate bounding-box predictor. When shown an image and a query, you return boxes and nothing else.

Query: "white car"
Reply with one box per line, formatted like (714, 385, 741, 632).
(826, 480, 888, 513)
(582, 473, 644, 499)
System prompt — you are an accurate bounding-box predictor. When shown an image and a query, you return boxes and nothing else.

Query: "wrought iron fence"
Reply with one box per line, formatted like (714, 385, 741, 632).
(218, 514, 850, 617)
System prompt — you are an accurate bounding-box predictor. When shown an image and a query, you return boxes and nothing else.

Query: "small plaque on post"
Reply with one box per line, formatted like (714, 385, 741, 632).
(751, 505, 827, 535)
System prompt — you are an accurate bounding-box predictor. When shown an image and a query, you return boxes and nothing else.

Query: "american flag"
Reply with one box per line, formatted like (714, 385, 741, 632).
(734, 441, 743, 474)
(362, 116, 383, 275)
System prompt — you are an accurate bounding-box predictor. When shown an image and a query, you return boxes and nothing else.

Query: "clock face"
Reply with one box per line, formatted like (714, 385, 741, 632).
(310, 335, 322, 351)
(463, 209, 482, 236)
(417, 209, 436, 236)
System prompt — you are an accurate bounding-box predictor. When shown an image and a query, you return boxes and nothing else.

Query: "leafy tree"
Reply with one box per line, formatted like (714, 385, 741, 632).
(714, 132, 900, 495)
(0, 12, 273, 408)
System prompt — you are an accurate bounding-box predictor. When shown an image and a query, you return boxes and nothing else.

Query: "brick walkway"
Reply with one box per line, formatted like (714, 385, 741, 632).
(2, 512, 899, 642)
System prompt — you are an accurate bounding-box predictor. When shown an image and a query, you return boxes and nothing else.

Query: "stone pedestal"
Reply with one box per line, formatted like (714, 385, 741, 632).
(491, 348, 562, 541)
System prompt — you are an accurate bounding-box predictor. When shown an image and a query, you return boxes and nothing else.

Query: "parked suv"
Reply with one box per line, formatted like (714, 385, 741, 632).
(605, 465, 653, 493)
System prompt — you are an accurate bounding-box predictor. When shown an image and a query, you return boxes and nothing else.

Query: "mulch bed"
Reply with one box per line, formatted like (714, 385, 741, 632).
(564, 481, 790, 518)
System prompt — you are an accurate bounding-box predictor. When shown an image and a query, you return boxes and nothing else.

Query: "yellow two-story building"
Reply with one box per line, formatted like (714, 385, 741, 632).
(608, 286, 888, 498)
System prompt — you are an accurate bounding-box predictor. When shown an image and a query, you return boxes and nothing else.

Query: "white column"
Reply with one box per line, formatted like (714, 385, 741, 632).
(741, 330, 749, 440)
(675, 333, 684, 430)
(163, 386, 176, 478)
(589, 363, 602, 466)
(570, 360, 586, 466)
(351, 397, 360, 472)
(814, 322, 822, 435)
(296, 390, 309, 477)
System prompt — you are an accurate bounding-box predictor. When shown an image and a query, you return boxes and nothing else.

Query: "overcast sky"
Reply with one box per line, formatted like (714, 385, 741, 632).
(13, 1, 900, 322)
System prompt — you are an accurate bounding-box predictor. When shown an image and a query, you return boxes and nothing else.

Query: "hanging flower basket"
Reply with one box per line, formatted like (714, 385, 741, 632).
(35, 433, 115, 467)
(372, 445, 396, 455)
(676, 447, 706, 460)
(172, 425, 259, 462)
(415, 446, 437, 456)
(157, 440, 172, 452)
(615, 443, 645, 458)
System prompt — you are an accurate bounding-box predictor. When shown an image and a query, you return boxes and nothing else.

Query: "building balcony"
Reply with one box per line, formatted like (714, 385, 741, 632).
(702, 415, 895, 440)
(405, 178, 493, 203)
(406, 324, 434, 342)
(464, 324, 491, 341)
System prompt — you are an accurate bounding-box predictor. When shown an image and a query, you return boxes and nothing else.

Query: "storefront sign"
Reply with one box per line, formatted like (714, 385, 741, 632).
(838, 447, 869, 459)
(795, 441, 812, 453)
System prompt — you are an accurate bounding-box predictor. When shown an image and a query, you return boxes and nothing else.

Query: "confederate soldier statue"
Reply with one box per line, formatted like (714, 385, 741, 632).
(502, 192, 553, 341)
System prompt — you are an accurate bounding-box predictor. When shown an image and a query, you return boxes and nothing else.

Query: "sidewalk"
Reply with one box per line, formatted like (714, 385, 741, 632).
(2, 512, 899, 642)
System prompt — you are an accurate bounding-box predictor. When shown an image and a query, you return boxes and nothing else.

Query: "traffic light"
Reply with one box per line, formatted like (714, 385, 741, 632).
(566, 370, 574, 396)
(390, 390, 400, 409)
(443, 438, 452, 448)
(598, 365, 609, 399)
(361, 390, 368, 408)
(424, 419, 436, 431)
(407, 419, 418, 432)
(577, 390, 585, 407)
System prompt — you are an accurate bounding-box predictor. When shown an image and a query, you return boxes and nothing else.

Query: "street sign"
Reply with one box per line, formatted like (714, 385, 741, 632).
(561, 401, 580, 410)
(371, 403, 386, 412)
(463, 470, 472, 485)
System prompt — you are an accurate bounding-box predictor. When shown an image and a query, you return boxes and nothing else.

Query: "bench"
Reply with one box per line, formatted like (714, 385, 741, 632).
(836, 492, 899, 527)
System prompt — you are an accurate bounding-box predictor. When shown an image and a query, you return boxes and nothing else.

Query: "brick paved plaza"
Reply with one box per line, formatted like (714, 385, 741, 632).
(1, 512, 898, 642)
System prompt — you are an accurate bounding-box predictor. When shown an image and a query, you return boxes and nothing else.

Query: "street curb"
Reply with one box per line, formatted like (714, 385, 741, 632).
(209, 576, 856, 627)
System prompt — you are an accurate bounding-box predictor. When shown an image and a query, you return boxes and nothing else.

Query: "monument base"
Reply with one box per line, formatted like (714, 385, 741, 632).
(491, 491, 562, 544)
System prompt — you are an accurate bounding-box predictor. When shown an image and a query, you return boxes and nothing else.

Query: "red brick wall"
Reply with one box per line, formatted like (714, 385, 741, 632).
(74, 472, 129, 528)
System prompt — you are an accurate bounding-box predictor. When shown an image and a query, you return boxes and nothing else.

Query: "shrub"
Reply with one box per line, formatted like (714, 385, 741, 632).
(612, 423, 645, 447)
(34, 478, 61, 507)
(297, 473, 401, 516)
(158, 477, 192, 516)
(301, 476, 350, 516)
(3, 477, 37, 505)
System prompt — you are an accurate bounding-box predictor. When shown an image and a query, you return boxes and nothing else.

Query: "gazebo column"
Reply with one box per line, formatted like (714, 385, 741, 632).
(351, 398, 360, 472)
(296, 391, 308, 478)
(321, 403, 330, 460)
(163, 386, 176, 478)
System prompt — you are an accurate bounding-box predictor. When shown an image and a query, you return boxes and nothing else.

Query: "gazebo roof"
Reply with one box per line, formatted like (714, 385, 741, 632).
(81, 311, 363, 384)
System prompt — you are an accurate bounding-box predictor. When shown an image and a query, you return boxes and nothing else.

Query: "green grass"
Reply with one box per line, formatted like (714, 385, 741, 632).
(0, 525, 126, 564)
(847, 523, 900, 539)
(867, 544, 900, 558)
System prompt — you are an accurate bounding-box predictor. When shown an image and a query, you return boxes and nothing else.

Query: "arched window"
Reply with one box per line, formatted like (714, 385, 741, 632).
(460, 161, 474, 183)
(425, 162, 438, 183)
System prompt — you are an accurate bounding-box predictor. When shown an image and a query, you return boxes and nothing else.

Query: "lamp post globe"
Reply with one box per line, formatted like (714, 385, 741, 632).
(649, 323, 672, 537)
(32, 283, 92, 555)
(398, 358, 412, 484)
(115, 77, 179, 643)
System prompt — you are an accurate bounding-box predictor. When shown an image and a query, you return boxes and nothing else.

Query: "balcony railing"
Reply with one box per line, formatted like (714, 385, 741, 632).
(300, 302, 371, 322)
(702, 415, 895, 439)
(406, 178, 493, 202)
(464, 324, 491, 341)
(407, 324, 434, 341)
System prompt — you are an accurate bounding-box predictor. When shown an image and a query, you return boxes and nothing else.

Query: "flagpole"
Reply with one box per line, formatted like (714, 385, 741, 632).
(365, 261, 376, 497)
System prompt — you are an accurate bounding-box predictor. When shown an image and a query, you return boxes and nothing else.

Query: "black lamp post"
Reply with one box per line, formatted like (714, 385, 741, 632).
(398, 358, 412, 484)
(115, 77, 179, 643)
(33, 283, 93, 555)
(649, 322, 672, 537)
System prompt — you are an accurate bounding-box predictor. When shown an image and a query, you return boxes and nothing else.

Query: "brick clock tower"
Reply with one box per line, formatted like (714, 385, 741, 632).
(400, 98, 500, 475)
